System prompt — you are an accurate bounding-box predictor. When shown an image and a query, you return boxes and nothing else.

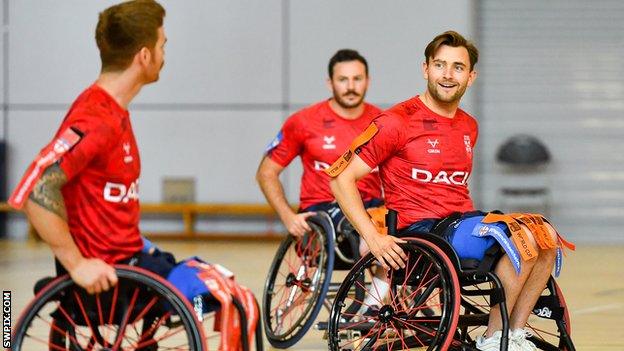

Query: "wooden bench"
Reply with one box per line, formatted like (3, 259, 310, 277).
(0, 202, 291, 241)
(140, 203, 289, 240)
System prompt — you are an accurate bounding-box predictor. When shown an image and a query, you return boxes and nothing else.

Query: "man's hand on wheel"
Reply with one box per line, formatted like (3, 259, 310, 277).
(284, 212, 317, 237)
(69, 258, 118, 294)
(365, 233, 407, 270)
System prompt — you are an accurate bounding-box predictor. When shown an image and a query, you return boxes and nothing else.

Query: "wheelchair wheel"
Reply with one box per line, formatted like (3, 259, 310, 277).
(456, 276, 574, 350)
(263, 214, 335, 348)
(12, 265, 206, 351)
(328, 238, 461, 351)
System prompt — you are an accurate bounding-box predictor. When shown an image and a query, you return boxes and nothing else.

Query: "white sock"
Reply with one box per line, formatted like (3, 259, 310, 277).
(362, 276, 390, 308)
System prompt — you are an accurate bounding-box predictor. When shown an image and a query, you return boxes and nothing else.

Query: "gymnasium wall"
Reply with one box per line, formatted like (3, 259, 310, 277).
(3, 1, 622, 242)
(2, 0, 473, 238)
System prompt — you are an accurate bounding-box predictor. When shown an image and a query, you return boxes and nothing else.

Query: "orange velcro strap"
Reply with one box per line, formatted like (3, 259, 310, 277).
(366, 206, 388, 235)
(482, 213, 539, 261)
(530, 214, 576, 254)
(510, 213, 556, 250)
(324, 123, 378, 177)
(528, 214, 557, 248)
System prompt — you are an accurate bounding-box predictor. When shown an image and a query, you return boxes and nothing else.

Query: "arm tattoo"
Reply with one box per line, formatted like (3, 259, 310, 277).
(29, 163, 68, 220)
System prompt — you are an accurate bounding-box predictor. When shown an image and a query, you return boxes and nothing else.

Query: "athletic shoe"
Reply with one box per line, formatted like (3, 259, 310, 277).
(511, 329, 538, 350)
(476, 330, 520, 350)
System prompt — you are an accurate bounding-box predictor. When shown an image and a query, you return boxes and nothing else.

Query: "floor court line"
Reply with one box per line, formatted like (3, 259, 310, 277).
(572, 303, 623, 316)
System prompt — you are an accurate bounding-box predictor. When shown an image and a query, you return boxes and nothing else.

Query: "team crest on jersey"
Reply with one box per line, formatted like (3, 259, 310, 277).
(427, 139, 440, 154)
(123, 142, 133, 163)
(265, 130, 283, 153)
(322, 136, 336, 150)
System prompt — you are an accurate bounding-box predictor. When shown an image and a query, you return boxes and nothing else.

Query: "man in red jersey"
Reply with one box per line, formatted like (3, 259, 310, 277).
(9, 0, 167, 295)
(257, 50, 389, 316)
(256, 49, 383, 236)
(329, 31, 569, 350)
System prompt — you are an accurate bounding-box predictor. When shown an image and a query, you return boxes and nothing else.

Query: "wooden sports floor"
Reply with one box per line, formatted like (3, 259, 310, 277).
(1, 239, 623, 350)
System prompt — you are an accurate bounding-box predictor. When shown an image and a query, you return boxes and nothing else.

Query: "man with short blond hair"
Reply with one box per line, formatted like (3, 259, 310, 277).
(10, 0, 167, 294)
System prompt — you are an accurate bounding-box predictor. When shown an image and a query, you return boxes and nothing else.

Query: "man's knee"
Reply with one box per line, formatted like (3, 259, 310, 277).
(539, 246, 557, 262)
(519, 224, 538, 250)
(545, 222, 558, 243)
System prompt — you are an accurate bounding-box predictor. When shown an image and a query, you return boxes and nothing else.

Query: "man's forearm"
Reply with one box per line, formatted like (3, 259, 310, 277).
(330, 175, 379, 240)
(257, 172, 296, 222)
(25, 163, 84, 272)
(24, 200, 84, 271)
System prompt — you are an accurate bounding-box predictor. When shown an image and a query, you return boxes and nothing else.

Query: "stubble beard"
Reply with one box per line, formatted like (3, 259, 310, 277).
(427, 80, 467, 104)
(333, 89, 366, 110)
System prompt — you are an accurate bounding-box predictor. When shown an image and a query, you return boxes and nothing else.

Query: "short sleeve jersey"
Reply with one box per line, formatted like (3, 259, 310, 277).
(267, 100, 382, 209)
(56, 84, 142, 263)
(357, 96, 478, 229)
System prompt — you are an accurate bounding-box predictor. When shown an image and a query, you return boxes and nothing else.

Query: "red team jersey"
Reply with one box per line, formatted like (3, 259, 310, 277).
(357, 96, 478, 229)
(56, 85, 142, 263)
(267, 100, 382, 209)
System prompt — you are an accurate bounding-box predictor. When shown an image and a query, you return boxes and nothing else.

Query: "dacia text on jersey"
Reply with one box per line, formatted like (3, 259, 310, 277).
(104, 180, 139, 203)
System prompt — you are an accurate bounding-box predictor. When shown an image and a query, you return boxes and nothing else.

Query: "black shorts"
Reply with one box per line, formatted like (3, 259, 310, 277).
(55, 249, 178, 279)
(301, 198, 384, 228)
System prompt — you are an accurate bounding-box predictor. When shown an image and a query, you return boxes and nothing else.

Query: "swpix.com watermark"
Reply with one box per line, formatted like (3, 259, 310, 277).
(3, 291, 10, 348)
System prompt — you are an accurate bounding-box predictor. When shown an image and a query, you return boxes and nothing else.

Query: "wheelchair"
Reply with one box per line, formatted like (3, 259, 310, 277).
(263, 210, 372, 348)
(11, 264, 264, 351)
(327, 211, 575, 351)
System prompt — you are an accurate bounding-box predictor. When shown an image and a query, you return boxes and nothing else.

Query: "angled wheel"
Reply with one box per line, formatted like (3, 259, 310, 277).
(455, 276, 574, 350)
(328, 238, 461, 351)
(263, 213, 335, 348)
(528, 277, 574, 350)
(12, 265, 206, 351)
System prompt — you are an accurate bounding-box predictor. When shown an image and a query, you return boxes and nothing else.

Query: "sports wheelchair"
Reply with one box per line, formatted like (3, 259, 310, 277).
(263, 210, 375, 348)
(11, 264, 263, 350)
(326, 210, 575, 350)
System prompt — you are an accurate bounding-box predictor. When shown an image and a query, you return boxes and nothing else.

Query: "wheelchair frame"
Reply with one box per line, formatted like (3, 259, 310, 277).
(11, 264, 264, 351)
(327, 229, 575, 351)
(262, 211, 369, 348)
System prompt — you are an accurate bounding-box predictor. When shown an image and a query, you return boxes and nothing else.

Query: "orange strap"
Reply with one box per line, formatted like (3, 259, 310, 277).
(196, 267, 240, 350)
(366, 206, 388, 235)
(528, 214, 557, 248)
(482, 213, 539, 261)
(557, 235, 576, 255)
(530, 213, 576, 254)
(190, 260, 260, 351)
(324, 123, 378, 177)
(510, 213, 555, 250)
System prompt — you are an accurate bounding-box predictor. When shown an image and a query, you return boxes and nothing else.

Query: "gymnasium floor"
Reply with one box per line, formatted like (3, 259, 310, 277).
(1, 239, 623, 350)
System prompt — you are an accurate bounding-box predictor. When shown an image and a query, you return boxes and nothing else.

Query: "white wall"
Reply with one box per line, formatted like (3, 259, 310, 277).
(0, 0, 472, 236)
(477, 0, 624, 242)
(7, 1, 622, 242)
(4, 0, 475, 238)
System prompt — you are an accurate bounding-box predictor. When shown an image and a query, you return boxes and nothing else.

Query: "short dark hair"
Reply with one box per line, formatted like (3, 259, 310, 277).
(95, 0, 166, 72)
(328, 49, 369, 79)
(424, 31, 479, 71)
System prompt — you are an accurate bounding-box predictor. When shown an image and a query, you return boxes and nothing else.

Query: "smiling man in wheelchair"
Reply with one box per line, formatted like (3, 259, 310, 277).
(8, 1, 259, 350)
(329, 31, 575, 351)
